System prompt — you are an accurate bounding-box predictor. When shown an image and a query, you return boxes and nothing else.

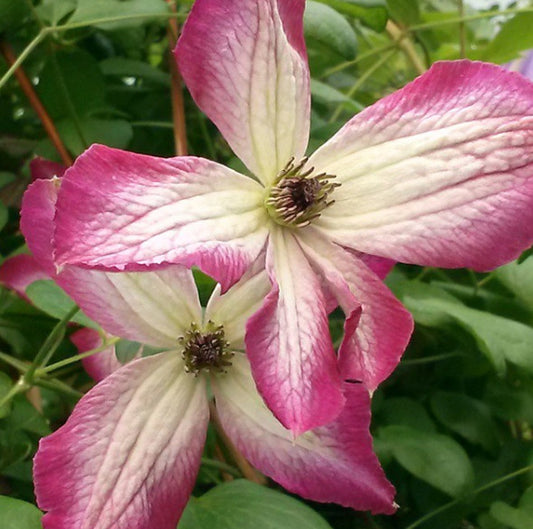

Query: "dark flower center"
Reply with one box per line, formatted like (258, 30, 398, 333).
(265, 157, 339, 228)
(179, 321, 233, 376)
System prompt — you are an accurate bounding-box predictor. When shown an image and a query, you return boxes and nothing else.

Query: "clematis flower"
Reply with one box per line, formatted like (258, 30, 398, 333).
(21, 177, 397, 529)
(50, 0, 533, 434)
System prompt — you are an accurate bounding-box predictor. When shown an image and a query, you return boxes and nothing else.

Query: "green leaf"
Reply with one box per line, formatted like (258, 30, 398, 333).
(386, 0, 420, 26)
(6, 396, 51, 436)
(311, 79, 364, 111)
(305, 2, 358, 60)
(314, 0, 388, 32)
(490, 501, 533, 529)
(0, 0, 31, 33)
(178, 480, 332, 529)
(0, 496, 43, 529)
(0, 171, 16, 188)
(0, 372, 12, 418)
(55, 118, 133, 156)
(496, 256, 533, 312)
(100, 58, 170, 86)
(430, 391, 498, 452)
(25, 280, 98, 329)
(38, 51, 107, 120)
(0, 201, 8, 232)
(36, 0, 76, 25)
(115, 339, 142, 364)
(483, 12, 533, 65)
(67, 0, 169, 30)
(378, 397, 436, 432)
(379, 425, 474, 497)
(399, 282, 533, 375)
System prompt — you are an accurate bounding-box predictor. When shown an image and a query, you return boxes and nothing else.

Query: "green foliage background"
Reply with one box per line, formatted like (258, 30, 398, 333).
(1, 1, 533, 528)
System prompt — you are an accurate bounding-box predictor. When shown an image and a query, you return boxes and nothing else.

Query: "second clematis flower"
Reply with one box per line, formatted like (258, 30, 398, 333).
(21, 177, 396, 528)
(51, 0, 533, 434)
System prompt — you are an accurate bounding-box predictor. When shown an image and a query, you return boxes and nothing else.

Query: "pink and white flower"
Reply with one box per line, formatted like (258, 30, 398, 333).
(21, 177, 397, 529)
(50, 0, 533, 434)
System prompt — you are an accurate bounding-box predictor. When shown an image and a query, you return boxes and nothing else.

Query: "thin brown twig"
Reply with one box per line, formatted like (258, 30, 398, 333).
(166, 0, 188, 156)
(209, 401, 266, 485)
(0, 39, 73, 166)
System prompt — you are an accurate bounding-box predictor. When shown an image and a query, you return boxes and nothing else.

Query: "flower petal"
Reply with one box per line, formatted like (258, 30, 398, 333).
(70, 328, 123, 382)
(213, 354, 396, 515)
(29, 157, 66, 181)
(204, 258, 270, 350)
(34, 352, 209, 529)
(311, 61, 533, 271)
(54, 145, 268, 290)
(176, 0, 310, 184)
(0, 254, 49, 299)
(299, 229, 413, 391)
(245, 227, 344, 434)
(21, 177, 203, 348)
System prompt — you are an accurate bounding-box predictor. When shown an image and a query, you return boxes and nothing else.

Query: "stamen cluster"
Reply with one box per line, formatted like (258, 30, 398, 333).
(179, 321, 233, 376)
(265, 157, 339, 228)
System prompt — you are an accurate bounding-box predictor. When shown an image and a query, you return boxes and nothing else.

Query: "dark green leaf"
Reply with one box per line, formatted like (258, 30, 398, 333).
(0, 496, 42, 529)
(0, 201, 8, 232)
(378, 397, 436, 432)
(178, 480, 332, 529)
(25, 280, 98, 329)
(379, 425, 474, 497)
(496, 257, 533, 312)
(430, 391, 498, 452)
(0, 172, 16, 188)
(0, 372, 12, 418)
(100, 58, 170, 86)
(305, 2, 358, 60)
(0, 0, 31, 33)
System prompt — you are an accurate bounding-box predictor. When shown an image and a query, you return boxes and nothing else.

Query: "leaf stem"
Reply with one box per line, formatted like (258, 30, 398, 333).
(385, 20, 426, 75)
(24, 305, 79, 383)
(200, 457, 242, 478)
(38, 336, 120, 374)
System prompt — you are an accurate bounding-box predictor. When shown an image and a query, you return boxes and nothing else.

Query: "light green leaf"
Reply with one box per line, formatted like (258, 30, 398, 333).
(386, 0, 420, 26)
(490, 501, 533, 529)
(314, 0, 388, 31)
(305, 2, 358, 60)
(115, 339, 143, 364)
(0, 496, 43, 529)
(430, 392, 498, 452)
(311, 79, 363, 111)
(178, 480, 332, 529)
(25, 280, 98, 329)
(36, 0, 76, 25)
(379, 425, 474, 497)
(496, 256, 533, 312)
(67, 0, 169, 30)
(7, 396, 51, 436)
(483, 12, 533, 65)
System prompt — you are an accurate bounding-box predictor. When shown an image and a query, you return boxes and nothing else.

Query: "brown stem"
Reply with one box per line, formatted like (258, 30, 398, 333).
(166, 1, 188, 156)
(0, 39, 73, 166)
(385, 20, 426, 76)
(209, 401, 266, 485)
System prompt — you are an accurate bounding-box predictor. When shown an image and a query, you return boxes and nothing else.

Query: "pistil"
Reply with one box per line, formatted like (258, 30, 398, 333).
(265, 157, 339, 228)
(179, 321, 233, 376)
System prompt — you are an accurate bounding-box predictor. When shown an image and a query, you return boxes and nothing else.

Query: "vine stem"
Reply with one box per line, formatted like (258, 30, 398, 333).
(0, 39, 73, 165)
(405, 463, 533, 529)
(385, 20, 426, 75)
(166, 0, 188, 156)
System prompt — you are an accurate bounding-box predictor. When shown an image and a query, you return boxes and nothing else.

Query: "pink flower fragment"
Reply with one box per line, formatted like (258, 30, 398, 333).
(51, 0, 533, 435)
(21, 177, 396, 529)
